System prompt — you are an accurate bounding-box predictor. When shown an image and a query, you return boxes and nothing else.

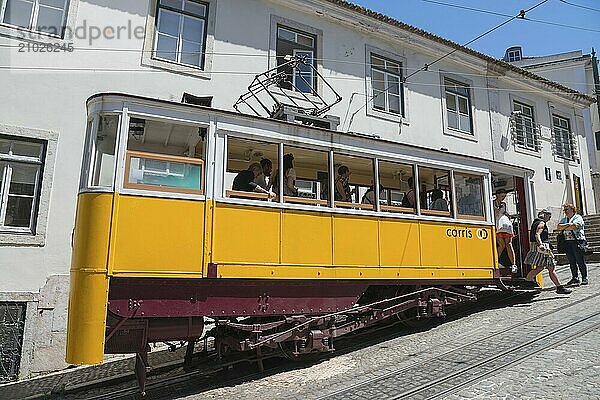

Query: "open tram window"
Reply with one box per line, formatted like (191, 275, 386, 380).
(89, 115, 119, 188)
(455, 173, 485, 220)
(225, 137, 278, 201)
(378, 160, 415, 214)
(124, 117, 205, 195)
(418, 166, 453, 217)
(333, 154, 375, 210)
(282, 146, 329, 207)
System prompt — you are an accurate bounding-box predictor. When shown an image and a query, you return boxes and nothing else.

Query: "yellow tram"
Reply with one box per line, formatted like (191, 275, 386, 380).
(66, 93, 531, 389)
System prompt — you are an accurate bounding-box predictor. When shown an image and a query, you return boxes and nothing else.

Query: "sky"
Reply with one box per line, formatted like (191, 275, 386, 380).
(350, 0, 600, 59)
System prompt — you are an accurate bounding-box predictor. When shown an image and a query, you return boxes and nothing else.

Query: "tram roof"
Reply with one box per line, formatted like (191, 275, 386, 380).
(87, 92, 535, 176)
(316, 0, 594, 105)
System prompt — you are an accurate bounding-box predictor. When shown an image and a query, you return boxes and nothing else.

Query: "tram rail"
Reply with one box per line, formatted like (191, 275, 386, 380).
(319, 289, 600, 399)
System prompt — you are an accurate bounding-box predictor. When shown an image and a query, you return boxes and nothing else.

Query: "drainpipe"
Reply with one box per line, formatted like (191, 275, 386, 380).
(592, 49, 600, 126)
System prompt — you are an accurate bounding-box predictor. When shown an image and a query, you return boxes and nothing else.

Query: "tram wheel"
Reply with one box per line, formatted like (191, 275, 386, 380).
(395, 285, 438, 329)
(277, 341, 323, 362)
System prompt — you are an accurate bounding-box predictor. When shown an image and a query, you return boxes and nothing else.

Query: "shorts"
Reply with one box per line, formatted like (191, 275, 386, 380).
(496, 232, 515, 240)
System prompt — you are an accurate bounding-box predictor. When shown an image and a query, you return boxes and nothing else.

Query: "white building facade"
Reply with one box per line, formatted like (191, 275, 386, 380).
(0, 0, 595, 380)
(506, 47, 600, 212)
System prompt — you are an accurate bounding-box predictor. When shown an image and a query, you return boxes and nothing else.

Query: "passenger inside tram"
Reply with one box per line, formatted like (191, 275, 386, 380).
(429, 189, 449, 211)
(273, 153, 298, 197)
(361, 184, 375, 205)
(402, 176, 416, 208)
(226, 138, 279, 200)
(254, 158, 273, 191)
(419, 166, 452, 216)
(378, 161, 415, 213)
(283, 146, 329, 205)
(334, 165, 353, 202)
(233, 163, 275, 197)
(333, 154, 375, 210)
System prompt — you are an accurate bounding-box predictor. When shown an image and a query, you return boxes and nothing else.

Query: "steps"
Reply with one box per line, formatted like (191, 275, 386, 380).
(548, 214, 600, 265)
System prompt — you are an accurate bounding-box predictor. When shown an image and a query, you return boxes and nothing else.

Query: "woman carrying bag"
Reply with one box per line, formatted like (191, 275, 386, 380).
(494, 189, 518, 274)
(557, 203, 588, 285)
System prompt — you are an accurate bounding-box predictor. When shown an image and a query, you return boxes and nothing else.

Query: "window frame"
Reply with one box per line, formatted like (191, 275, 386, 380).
(443, 77, 474, 135)
(124, 150, 205, 195)
(276, 24, 318, 94)
(512, 100, 540, 153)
(506, 49, 521, 62)
(369, 53, 404, 117)
(365, 45, 408, 124)
(0, 128, 58, 247)
(454, 172, 486, 221)
(152, 0, 209, 69)
(0, 0, 70, 38)
(551, 114, 575, 161)
(219, 133, 492, 226)
(269, 15, 323, 97)
(117, 112, 208, 201)
(142, 0, 216, 78)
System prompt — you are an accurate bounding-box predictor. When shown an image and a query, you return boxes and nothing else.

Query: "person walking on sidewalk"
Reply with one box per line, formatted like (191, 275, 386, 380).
(525, 209, 571, 294)
(557, 203, 588, 286)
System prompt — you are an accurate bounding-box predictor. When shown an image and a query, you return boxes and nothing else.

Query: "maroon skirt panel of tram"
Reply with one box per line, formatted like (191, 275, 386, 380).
(107, 278, 370, 319)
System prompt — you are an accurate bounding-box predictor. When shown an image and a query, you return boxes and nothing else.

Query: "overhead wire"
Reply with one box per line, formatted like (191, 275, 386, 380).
(417, 0, 600, 33)
(557, 0, 600, 13)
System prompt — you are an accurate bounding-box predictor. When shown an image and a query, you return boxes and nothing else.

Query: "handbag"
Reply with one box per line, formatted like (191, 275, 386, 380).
(577, 239, 593, 256)
(556, 232, 567, 253)
(496, 214, 513, 234)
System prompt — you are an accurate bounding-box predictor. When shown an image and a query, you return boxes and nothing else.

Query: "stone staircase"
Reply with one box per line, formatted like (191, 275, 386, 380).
(549, 214, 600, 265)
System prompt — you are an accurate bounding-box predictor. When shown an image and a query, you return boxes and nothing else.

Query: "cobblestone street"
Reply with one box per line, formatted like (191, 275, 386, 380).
(180, 265, 600, 400)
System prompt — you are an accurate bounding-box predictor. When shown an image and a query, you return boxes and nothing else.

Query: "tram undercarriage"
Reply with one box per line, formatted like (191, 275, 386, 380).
(103, 278, 503, 392)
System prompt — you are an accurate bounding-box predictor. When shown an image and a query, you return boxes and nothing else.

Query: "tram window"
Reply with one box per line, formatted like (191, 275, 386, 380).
(455, 173, 485, 220)
(418, 166, 452, 217)
(282, 146, 329, 206)
(225, 137, 278, 201)
(333, 154, 375, 210)
(378, 161, 415, 213)
(90, 115, 119, 188)
(124, 118, 205, 195)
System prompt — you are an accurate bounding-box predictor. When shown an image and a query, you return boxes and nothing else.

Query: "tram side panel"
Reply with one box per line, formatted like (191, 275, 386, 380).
(109, 194, 205, 276)
(210, 202, 496, 280)
(66, 193, 112, 365)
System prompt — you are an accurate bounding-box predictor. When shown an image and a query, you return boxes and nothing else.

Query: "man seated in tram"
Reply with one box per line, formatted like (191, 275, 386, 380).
(335, 165, 355, 202)
(273, 153, 298, 196)
(429, 188, 449, 211)
(254, 158, 273, 191)
(401, 176, 416, 208)
(233, 163, 275, 197)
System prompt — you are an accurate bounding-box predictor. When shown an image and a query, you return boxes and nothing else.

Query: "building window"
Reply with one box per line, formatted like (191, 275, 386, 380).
(444, 78, 473, 134)
(370, 54, 403, 116)
(276, 25, 317, 94)
(0, 0, 69, 37)
(513, 101, 539, 151)
(0, 302, 27, 383)
(153, 0, 208, 68)
(506, 49, 521, 62)
(595, 131, 600, 151)
(0, 136, 45, 233)
(552, 115, 574, 160)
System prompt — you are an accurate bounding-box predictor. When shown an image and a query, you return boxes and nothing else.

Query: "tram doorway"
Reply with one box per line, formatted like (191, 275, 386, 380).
(492, 174, 531, 278)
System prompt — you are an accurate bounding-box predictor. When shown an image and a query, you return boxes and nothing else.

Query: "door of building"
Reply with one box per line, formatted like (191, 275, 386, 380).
(573, 174, 584, 215)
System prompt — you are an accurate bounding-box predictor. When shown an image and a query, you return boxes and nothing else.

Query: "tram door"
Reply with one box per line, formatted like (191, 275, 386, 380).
(514, 177, 530, 276)
(573, 175, 584, 215)
(494, 175, 530, 277)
